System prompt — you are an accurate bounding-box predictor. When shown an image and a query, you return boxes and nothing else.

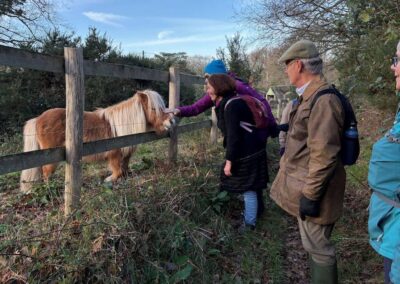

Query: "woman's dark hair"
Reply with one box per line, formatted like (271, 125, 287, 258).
(207, 74, 236, 97)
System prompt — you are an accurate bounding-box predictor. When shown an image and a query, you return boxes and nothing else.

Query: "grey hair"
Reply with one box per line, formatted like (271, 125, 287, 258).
(300, 56, 323, 75)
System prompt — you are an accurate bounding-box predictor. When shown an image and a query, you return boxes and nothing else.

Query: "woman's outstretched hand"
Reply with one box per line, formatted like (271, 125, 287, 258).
(164, 108, 181, 116)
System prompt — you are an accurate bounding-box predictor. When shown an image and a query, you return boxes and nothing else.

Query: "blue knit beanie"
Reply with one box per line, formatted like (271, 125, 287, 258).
(204, 59, 227, 75)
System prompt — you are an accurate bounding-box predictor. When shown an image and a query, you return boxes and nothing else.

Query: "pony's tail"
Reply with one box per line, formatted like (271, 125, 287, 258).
(20, 118, 41, 193)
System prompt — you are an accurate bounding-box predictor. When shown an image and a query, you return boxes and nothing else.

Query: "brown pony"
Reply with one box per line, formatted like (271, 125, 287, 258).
(20, 90, 174, 193)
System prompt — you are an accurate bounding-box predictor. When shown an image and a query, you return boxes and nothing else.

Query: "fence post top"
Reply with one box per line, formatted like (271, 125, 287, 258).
(64, 47, 83, 52)
(169, 66, 180, 74)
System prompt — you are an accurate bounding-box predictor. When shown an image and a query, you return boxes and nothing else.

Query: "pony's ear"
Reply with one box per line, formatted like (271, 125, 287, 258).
(136, 91, 149, 108)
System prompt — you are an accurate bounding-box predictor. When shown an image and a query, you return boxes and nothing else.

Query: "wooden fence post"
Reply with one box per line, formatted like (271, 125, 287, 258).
(168, 67, 180, 164)
(210, 107, 218, 144)
(64, 47, 84, 217)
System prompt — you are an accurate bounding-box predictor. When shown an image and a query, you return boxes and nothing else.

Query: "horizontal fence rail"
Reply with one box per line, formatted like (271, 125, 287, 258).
(180, 73, 205, 86)
(0, 44, 216, 216)
(0, 45, 203, 86)
(0, 120, 212, 176)
(0, 45, 64, 73)
(0, 147, 65, 176)
(83, 60, 169, 82)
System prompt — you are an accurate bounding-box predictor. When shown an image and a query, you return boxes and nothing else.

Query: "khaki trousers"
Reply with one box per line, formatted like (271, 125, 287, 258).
(297, 217, 336, 265)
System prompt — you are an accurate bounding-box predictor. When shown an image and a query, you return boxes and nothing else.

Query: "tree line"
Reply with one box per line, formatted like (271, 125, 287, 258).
(3, 0, 397, 134)
(239, 0, 400, 106)
(0, 1, 262, 135)
(0, 27, 205, 134)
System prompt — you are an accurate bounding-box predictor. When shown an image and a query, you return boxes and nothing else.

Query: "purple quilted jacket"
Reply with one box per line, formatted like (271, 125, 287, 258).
(177, 74, 277, 138)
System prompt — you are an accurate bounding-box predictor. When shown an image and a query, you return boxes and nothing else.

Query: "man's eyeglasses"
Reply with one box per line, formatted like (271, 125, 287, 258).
(392, 56, 399, 67)
(285, 59, 298, 70)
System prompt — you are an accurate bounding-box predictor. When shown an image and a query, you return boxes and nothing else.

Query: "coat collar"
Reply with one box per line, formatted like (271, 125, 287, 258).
(301, 77, 330, 102)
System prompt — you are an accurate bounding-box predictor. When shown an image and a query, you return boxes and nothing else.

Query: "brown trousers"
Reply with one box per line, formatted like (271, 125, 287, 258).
(297, 217, 336, 265)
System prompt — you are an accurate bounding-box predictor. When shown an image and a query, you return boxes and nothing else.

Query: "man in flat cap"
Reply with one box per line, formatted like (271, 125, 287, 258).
(270, 40, 345, 283)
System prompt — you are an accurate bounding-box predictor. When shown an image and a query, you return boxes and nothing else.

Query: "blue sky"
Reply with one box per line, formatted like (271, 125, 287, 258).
(58, 0, 249, 57)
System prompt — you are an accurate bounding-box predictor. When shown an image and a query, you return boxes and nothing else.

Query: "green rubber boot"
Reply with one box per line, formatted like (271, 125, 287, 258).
(310, 259, 338, 284)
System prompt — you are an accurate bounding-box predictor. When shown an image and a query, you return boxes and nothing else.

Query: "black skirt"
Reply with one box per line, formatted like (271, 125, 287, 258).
(220, 150, 268, 193)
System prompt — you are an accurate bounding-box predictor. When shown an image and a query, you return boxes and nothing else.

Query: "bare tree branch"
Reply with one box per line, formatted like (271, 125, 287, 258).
(237, 0, 351, 52)
(0, 0, 57, 46)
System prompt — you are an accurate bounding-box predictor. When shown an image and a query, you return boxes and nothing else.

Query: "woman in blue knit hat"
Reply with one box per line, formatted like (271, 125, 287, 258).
(368, 41, 400, 284)
(203, 59, 227, 74)
(172, 59, 278, 218)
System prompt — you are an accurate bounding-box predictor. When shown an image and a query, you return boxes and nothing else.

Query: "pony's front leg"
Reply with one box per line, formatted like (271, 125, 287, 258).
(121, 155, 131, 178)
(42, 164, 57, 183)
(121, 147, 135, 178)
(105, 150, 124, 182)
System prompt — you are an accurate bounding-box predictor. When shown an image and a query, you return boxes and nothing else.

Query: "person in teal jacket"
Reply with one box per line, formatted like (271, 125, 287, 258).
(368, 41, 400, 284)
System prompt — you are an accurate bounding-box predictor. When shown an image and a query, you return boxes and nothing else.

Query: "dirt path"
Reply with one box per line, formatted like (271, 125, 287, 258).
(282, 215, 309, 283)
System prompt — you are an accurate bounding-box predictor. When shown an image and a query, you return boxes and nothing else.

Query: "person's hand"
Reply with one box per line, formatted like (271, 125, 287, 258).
(224, 160, 232, 176)
(278, 123, 289, 132)
(299, 195, 320, 221)
(279, 147, 285, 156)
(164, 108, 181, 116)
(173, 109, 181, 116)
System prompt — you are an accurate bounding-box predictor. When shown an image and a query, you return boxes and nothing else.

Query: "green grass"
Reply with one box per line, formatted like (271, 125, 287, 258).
(0, 132, 23, 156)
(333, 109, 388, 284)
(0, 129, 289, 283)
(0, 118, 384, 283)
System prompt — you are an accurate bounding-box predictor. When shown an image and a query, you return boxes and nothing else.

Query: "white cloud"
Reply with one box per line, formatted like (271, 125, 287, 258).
(83, 11, 128, 27)
(157, 30, 174, 39)
(126, 34, 226, 47)
(146, 17, 237, 33)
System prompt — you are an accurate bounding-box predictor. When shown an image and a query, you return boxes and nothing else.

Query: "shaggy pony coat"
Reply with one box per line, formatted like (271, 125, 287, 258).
(20, 90, 173, 193)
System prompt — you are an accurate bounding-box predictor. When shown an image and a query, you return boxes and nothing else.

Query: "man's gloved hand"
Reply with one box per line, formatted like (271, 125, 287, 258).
(299, 195, 320, 221)
(278, 123, 289, 132)
(279, 147, 285, 156)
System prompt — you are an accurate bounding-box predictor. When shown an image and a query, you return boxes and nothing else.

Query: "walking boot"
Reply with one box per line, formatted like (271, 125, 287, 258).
(310, 259, 338, 284)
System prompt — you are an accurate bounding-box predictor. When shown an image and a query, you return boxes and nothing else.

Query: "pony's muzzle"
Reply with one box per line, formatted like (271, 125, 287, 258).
(163, 114, 177, 130)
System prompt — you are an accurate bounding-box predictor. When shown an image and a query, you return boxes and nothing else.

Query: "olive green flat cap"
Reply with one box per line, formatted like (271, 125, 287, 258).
(278, 40, 320, 63)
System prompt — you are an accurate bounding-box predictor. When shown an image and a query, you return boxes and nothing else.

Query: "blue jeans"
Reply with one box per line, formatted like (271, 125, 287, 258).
(243, 191, 258, 226)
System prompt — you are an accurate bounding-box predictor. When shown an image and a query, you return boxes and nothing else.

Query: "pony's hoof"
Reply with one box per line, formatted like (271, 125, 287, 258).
(104, 176, 113, 182)
(20, 182, 33, 194)
(21, 189, 32, 195)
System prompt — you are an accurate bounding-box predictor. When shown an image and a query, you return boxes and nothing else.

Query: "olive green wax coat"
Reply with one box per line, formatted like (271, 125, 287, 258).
(270, 78, 346, 224)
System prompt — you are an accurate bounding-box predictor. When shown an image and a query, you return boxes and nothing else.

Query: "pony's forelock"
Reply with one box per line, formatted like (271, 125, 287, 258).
(141, 89, 166, 116)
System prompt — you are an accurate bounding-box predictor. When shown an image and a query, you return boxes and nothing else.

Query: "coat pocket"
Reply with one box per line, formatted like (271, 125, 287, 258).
(368, 194, 394, 242)
(282, 169, 305, 213)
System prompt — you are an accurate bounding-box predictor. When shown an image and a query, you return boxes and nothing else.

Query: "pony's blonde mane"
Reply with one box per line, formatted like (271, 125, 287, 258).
(96, 89, 166, 137)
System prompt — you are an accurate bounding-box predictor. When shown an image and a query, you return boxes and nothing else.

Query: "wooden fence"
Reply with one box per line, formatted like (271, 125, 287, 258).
(0, 45, 218, 216)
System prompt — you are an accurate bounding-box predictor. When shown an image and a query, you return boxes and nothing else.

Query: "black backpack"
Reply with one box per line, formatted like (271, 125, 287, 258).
(310, 85, 360, 166)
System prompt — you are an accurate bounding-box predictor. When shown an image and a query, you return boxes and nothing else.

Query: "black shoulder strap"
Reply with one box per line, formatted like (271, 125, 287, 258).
(224, 96, 241, 110)
(310, 85, 358, 125)
(310, 87, 337, 110)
